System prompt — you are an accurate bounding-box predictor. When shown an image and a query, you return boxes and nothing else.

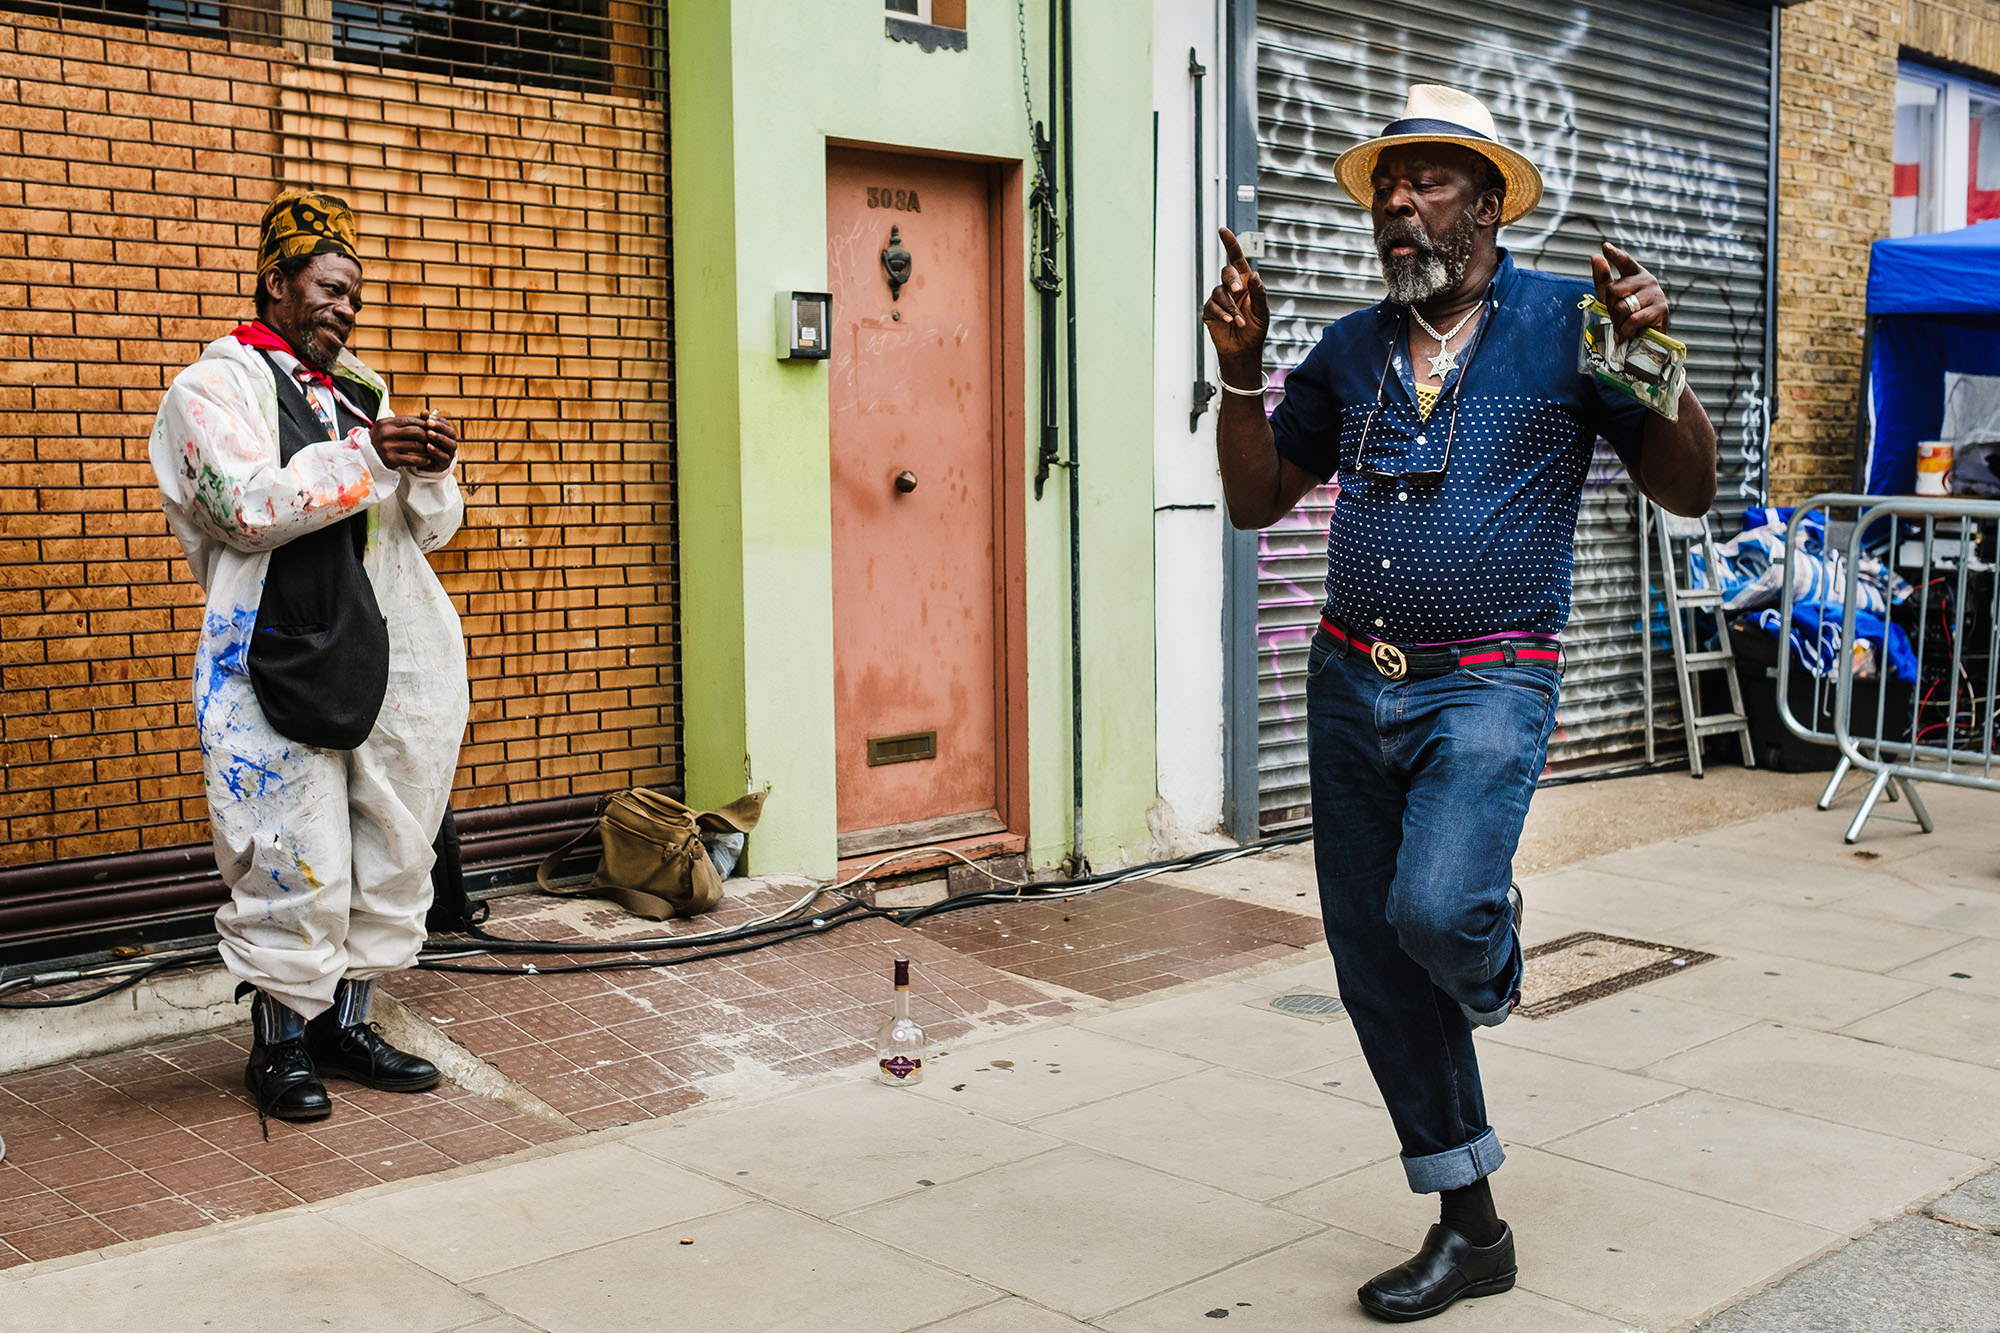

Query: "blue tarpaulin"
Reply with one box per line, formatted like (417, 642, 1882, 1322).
(1862, 219, 2000, 496)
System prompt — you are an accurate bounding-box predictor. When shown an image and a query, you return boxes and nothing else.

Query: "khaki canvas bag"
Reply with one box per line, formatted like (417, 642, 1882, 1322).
(536, 788, 766, 920)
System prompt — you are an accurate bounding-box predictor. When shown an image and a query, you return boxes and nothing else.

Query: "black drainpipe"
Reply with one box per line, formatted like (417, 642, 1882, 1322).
(1057, 0, 1086, 876)
(1764, 1, 1781, 502)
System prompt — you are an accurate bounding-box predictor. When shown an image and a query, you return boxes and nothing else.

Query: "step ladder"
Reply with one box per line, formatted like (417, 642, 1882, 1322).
(1638, 499, 1757, 776)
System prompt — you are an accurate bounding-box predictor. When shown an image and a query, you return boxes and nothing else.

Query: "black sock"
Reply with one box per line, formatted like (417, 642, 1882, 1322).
(1440, 1178, 1504, 1246)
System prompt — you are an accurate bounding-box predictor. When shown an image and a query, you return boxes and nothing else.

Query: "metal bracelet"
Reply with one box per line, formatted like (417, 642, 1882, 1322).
(1217, 372, 1270, 397)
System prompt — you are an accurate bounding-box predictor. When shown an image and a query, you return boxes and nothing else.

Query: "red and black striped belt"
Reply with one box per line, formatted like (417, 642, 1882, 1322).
(1318, 617, 1561, 682)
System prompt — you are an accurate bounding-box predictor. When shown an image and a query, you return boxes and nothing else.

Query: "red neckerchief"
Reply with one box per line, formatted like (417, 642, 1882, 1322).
(231, 320, 333, 387)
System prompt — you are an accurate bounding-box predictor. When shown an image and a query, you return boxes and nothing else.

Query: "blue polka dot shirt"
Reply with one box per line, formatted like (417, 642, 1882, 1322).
(1270, 251, 1647, 643)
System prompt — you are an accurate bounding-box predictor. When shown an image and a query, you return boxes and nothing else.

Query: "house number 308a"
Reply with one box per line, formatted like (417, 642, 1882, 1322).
(867, 187, 922, 213)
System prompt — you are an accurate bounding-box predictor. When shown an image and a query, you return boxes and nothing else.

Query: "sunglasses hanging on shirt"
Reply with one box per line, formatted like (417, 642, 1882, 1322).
(1352, 299, 1491, 483)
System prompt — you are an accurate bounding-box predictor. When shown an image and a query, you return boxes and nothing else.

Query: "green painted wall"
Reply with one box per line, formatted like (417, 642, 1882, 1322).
(669, 2, 1157, 878)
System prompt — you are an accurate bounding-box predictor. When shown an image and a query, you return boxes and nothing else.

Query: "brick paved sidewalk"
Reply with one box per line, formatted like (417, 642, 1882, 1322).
(3, 770, 1995, 1330)
(0, 868, 1317, 1268)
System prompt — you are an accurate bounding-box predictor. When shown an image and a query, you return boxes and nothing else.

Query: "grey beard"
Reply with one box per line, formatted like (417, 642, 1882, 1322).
(298, 323, 344, 373)
(1376, 208, 1478, 305)
(1381, 250, 1452, 304)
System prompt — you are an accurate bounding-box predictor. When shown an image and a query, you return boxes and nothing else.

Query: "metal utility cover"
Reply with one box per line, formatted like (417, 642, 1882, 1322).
(1261, 990, 1348, 1022)
(1518, 931, 1716, 1019)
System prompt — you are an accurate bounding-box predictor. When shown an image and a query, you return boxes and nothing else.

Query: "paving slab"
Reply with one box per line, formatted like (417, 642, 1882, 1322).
(1298, 1042, 1687, 1148)
(0, 1212, 498, 1332)
(1280, 1148, 1838, 1331)
(474, 1200, 995, 1332)
(1675, 901, 1967, 974)
(1882, 837, 2000, 892)
(919, 1298, 1094, 1330)
(910, 1026, 1205, 1123)
(1481, 990, 1755, 1070)
(1888, 935, 2000, 992)
(1647, 1022, 2000, 1157)
(1825, 877, 2000, 940)
(1096, 1225, 1627, 1332)
(1543, 1090, 1985, 1232)
(325, 1141, 745, 1283)
(622, 1079, 1059, 1217)
(1516, 865, 1742, 937)
(1073, 969, 1364, 1078)
(1579, 839, 1892, 907)
(1839, 986, 2000, 1067)
(1639, 948, 1932, 1030)
(1681, 806, 1942, 868)
(842, 1144, 1318, 1321)
(1695, 1216, 2000, 1332)
(1028, 1066, 1395, 1201)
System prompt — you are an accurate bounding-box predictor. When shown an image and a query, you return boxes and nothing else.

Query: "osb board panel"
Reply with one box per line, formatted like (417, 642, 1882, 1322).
(0, 10, 677, 871)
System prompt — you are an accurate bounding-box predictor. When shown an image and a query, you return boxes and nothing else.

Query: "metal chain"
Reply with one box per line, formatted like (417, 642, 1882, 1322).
(1015, 0, 1037, 158)
(1016, 0, 1055, 204)
(1017, 0, 1061, 293)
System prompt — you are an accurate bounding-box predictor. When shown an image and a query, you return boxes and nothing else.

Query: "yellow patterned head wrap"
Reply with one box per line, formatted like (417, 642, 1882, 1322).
(255, 189, 360, 276)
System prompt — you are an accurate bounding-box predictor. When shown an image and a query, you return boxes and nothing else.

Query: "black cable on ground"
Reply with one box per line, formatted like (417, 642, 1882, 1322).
(446, 827, 1316, 959)
(0, 956, 207, 1010)
(0, 827, 1319, 1004)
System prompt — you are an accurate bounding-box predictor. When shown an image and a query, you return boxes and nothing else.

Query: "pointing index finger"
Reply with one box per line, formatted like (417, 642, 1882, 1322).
(1602, 240, 1643, 277)
(1219, 226, 1245, 269)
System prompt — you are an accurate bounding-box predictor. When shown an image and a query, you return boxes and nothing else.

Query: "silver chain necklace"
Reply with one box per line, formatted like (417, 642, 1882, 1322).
(1408, 301, 1483, 380)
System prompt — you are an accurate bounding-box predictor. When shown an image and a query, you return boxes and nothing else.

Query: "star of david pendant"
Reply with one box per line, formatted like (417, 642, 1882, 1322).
(1425, 346, 1458, 379)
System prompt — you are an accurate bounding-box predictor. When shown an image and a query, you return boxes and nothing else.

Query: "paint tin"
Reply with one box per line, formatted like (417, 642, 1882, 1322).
(1915, 439, 1953, 496)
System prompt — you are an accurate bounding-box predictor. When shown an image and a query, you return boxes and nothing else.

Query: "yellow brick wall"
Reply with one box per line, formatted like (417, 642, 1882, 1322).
(1906, 0, 2000, 71)
(1772, 0, 2000, 503)
(0, 12, 676, 869)
(1772, 0, 1900, 503)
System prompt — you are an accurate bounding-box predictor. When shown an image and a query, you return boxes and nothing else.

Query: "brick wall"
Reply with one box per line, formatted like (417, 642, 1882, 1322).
(0, 10, 676, 871)
(1771, 0, 1900, 503)
(1905, 0, 2000, 71)
(1771, 0, 2000, 504)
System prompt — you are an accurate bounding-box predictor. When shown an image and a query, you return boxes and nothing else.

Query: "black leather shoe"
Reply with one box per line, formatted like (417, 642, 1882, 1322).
(304, 1017, 441, 1092)
(244, 1037, 332, 1131)
(1357, 1223, 1516, 1322)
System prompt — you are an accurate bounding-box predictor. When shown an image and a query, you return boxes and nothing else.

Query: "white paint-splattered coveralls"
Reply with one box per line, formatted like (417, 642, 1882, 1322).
(150, 334, 468, 1020)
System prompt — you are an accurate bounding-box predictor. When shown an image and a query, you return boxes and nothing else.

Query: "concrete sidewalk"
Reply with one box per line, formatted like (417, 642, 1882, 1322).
(3, 775, 1997, 1331)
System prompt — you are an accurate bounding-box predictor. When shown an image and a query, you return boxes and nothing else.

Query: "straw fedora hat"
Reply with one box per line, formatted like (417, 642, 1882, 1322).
(1332, 84, 1543, 226)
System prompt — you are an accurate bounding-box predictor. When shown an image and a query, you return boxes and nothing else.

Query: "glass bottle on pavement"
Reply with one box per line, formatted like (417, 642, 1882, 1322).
(875, 956, 927, 1086)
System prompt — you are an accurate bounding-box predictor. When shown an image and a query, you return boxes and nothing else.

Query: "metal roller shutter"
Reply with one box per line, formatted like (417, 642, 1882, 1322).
(1252, 0, 1772, 826)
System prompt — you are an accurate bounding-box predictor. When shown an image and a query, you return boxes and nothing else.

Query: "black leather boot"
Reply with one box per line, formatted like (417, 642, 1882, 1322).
(241, 985, 332, 1137)
(304, 978, 441, 1092)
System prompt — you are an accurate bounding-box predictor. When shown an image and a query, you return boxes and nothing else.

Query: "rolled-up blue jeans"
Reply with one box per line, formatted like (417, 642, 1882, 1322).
(1304, 628, 1559, 1193)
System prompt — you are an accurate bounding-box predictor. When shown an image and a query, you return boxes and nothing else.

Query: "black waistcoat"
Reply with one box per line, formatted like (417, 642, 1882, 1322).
(245, 351, 391, 750)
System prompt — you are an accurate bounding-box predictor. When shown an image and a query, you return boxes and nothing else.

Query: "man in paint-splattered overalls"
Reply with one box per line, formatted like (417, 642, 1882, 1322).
(151, 191, 468, 1128)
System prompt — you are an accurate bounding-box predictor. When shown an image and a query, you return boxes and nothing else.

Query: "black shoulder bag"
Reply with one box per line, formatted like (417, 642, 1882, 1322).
(246, 351, 391, 750)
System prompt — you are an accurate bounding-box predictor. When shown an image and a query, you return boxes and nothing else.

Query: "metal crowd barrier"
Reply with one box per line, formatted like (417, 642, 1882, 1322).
(1775, 493, 2000, 842)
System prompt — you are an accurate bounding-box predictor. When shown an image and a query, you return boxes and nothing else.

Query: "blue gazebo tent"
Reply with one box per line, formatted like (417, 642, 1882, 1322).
(1859, 218, 2000, 495)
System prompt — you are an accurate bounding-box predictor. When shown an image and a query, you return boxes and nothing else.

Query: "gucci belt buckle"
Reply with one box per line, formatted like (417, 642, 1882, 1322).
(1368, 640, 1408, 681)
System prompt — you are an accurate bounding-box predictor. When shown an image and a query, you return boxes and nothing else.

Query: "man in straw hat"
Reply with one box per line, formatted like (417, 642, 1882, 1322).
(150, 190, 469, 1131)
(1203, 85, 1715, 1320)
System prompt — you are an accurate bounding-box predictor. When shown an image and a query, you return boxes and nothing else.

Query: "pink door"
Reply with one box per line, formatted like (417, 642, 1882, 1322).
(827, 148, 1002, 850)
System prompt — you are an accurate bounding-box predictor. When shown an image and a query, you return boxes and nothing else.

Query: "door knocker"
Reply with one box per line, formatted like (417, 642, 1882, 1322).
(881, 225, 912, 302)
